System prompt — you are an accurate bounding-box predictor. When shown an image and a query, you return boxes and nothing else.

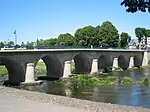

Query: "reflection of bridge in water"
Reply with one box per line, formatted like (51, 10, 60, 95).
(0, 49, 149, 85)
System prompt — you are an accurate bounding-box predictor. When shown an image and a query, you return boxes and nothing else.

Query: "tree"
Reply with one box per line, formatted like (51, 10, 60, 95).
(97, 21, 119, 47)
(21, 42, 25, 47)
(36, 39, 44, 47)
(146, 29, 150, 37)
(120, 32, 131, 48)
(57, 33, 75, 46)
(121, 0, 150, 13)
(26, 41, 34, 49)
(75, 26, 96, 46)
(135, 27, 146, 44)
(0, 42, 4, 47)
(7, 41, 14, 47)
(44, 38, 57, 46)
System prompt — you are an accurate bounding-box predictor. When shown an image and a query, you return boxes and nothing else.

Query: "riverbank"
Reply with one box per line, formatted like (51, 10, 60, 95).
(0, 86, 149, 112)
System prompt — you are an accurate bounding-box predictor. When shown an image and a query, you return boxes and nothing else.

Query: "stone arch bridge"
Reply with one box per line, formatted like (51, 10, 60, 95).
(0, 49, 149, 84)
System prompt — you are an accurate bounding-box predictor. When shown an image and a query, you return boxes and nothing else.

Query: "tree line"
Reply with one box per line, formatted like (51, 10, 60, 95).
(0, 21, 150, 49)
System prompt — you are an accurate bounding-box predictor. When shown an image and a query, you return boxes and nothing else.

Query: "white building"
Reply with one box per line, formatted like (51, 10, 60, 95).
(147, 37, 150, 47)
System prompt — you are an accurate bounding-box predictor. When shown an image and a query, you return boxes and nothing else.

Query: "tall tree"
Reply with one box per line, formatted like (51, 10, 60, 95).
(36, 39, 44, 47)
(135, 27, 146, 44)
(0, 42, 4, 47)
(97, 21, 119, 47)
(75, 26, 96, 46)
(21, 42, 25, 47)
(26, 41, 34, 49)
(146, 29, 150, 37)
(44, 38, 57, 46)
(7, 41, 14, 47)
(121, 0, 150, 13)
(57, 33, 75, 46)
(120, 32, 131, 48)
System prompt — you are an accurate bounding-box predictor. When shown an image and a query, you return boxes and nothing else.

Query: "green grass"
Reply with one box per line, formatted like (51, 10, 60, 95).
(35, 61, 46, 75)
(0, 66, 8, 76)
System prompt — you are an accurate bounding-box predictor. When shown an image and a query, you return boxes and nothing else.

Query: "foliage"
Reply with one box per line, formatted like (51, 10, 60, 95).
(0, 42, 4, 47)
(97, 21, 119, 47)
(121, 0, 150, 13)
(69, 74, 137, 90)
(120, 32, 131, 48)
(35, 61, 46, 75)
(26, 41, 35, 49)
(75, 26, 97, 46)
(69, 75, 116, 90)
(0, 66, 8, 76)
(57, 33, 76, 46)
(135, 27, 146, 43)
(146, 29, 150, 37)
(7, 41, 14, 47)
(2, 21, 150, 49)
(134, 27, 150, 45)
(21, 42, 26, 47)
(120, 77, 133, 84)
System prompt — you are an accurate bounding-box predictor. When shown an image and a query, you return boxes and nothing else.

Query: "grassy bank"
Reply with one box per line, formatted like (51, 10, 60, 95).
(0, 66, 8, 76)
(35, 61, 46, 75)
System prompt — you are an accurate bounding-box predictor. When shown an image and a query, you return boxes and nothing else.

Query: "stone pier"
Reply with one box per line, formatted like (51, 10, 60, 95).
(128, 57, 134, 69)
(112, 58, 119, 71)
(63, 61, 71, 78)
(24, 63, 36, 83)
(90, 59, 98, 74)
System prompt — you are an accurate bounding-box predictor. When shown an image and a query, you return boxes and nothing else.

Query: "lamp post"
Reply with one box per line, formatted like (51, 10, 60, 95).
(13, 30, 17, 46)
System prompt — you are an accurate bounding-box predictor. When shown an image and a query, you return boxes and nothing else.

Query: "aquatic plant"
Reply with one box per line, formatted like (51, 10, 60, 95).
(69, 75, 117, 90)
(120, 77, 133, 84)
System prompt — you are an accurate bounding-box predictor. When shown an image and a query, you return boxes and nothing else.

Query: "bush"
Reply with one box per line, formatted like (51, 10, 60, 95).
(69, 75, 116, 90)
(121, 77, 133, 84)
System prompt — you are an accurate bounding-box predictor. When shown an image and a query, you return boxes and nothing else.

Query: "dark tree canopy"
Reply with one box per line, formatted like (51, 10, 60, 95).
(121, 0, 150, 13)
(135, 27, 146, 43)
(120, 32, 131, 48)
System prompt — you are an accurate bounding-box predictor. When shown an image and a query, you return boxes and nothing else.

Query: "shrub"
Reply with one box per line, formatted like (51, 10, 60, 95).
(121, 77, 133, 84)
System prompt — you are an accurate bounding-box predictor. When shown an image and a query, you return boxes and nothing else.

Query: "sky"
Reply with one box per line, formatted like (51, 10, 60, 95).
(0, 0, 150, 44)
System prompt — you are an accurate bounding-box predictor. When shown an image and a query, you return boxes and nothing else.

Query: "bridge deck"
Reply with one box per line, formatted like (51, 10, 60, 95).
(0, 49, 145, 53)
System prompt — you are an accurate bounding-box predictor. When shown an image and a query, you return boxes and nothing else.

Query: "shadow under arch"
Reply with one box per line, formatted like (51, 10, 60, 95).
(98, 55, 112, 71)
(134, 55, 143, 67)
(118, 55, 129, 70)
(73, 53, 92, 74)
(0, 57, 25, 84)
(36, 55, 63, 78)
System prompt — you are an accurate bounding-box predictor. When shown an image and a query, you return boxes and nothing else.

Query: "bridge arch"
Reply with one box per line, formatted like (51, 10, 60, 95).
(73, 53, 92, 74)
(36, 55, 63, 78)
(0, 57, 25, 83)
(98, 55, 112, 71)
(134, 55, 143, 67)
(118, 55, 129, 70)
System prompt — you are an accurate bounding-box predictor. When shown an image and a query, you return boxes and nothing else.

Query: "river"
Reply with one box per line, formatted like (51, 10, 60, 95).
(0, 68, 150, 108)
